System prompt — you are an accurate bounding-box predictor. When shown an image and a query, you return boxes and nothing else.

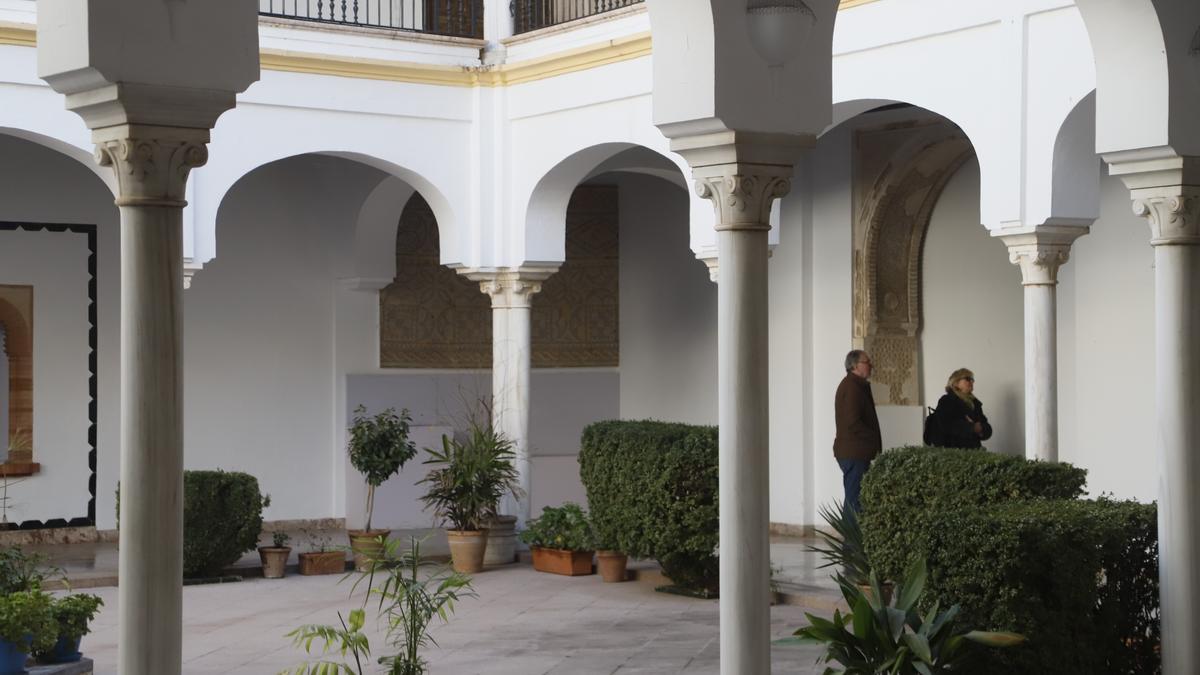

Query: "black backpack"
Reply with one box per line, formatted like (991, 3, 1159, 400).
(923, 406, 944, 446)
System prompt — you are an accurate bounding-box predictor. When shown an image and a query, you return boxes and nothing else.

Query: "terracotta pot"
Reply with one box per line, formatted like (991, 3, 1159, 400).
(596, 550, 628, 582)
(298, 550, 346, 576)
(858, 581, 895, 607)
(347, 529, 390, 572)
(258, 546, 291, 579)
(447, 530, 489, 573)
(531, 547, 594, 576)
(483, 515, 518, 566)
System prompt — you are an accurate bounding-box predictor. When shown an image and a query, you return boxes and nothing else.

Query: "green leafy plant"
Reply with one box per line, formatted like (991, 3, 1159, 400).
(519, 503, 595, 551)
(783, 559, 1024, 674)
(182, 470, 269, 578)
(0, 590, 57, 654)
(303, 529, 336, 553)
(0, 546, 64, 594)
(349, 406, 418, 532)
(808, 500, 872, 586)
(272, 531, 291, 548)
(47, 593, 103, 643)
(578, 420, 719, 594)
(356, 537, 476, 675)
(281, 607, 371, 675)
(417, 421, 520, 532)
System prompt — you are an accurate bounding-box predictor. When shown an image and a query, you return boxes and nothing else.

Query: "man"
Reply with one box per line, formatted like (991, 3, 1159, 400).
(833, 349, 881, 516)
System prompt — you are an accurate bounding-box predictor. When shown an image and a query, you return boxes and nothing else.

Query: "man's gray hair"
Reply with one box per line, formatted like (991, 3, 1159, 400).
(845, 350, 867, 372)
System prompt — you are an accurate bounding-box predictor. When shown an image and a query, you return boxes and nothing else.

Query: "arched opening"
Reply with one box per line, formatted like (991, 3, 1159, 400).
(0, 292, 32, 465)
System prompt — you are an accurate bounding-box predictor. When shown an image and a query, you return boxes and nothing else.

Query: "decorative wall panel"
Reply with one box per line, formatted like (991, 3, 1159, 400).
(380, 186, 619, 369)
(852, 120, 973, 405)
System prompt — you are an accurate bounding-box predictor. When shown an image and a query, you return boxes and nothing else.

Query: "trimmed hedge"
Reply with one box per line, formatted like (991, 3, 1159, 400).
(859, 446, 1087, 582)
(924, 499, 1159, 675)
(579, 420, 719, 593)
(182, 470, 267, 578)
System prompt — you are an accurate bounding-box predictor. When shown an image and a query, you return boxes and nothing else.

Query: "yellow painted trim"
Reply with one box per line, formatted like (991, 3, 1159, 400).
(839, 0, 883, 8)
(0, 23, 36, 47)
(259, 50, 478, 87)
(484, 32, 652, 87)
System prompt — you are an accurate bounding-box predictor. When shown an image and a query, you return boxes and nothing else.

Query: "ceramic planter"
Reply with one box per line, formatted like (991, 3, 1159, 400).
(531, 547, 594, 576)
(446, 530, 488, 573)
(596, 550, 628, 582)
(45, 635, 82, 664)
(0, 635, 30, 674)
(298, 551, 346, 576)
(347, 529, 390, 572)
(482, 515, 518, 566)
(258, 546, 291, 579)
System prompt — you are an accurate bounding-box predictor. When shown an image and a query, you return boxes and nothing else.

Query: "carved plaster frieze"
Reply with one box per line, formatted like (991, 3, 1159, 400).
(695, 172, 791, 231)
(93, 125, 209, 207)
(1133, 190, 1200, 246)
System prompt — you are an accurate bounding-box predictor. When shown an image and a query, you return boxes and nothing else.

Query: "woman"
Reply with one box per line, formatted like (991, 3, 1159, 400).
(933, 368, 993, 449)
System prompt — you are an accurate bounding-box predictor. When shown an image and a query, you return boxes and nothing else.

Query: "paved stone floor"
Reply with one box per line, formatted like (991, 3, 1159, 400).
(76, 565, 828, 674)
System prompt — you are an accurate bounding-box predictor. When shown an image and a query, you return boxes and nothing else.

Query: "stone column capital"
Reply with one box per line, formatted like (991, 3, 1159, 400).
(92, 125, 210, 207)
(1104, 148, 1200, 246)
(995, 226, 1088, 286)
(459, 264, 561, 309)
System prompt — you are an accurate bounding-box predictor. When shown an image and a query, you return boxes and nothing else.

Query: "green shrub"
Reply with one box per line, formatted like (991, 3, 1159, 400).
(859, 446, 1087, 582)
(183, 470, 268, 578)
(924, 499, 1158, 675)
(579, 420, 719, 594)
(48, 594, 104, 642)
(0, 590, 56, 653)
(519, 503, 594, 551)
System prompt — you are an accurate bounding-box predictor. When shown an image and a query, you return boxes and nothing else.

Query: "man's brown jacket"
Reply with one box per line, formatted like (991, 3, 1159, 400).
(833, 372, 882, 461)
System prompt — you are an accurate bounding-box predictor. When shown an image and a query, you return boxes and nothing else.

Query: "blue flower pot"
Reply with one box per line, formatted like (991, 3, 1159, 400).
(46, 635, 82, 664)
(0, 635, 31, 674)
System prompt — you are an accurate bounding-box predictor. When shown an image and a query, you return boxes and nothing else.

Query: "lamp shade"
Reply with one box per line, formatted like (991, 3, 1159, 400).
(746, 0, 817, 66)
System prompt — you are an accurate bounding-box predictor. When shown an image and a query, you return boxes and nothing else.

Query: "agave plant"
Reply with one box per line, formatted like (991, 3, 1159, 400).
(807, 500, 873, 586)
(781, 558, 1025, 674)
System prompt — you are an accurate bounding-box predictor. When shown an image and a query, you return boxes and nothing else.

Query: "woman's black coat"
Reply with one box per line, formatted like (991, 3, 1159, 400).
(933, 392, 993, 449)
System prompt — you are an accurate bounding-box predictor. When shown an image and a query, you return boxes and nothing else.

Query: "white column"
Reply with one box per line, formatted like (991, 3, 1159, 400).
(464, 266, 557, 528)
(998, 227, 1085, 462)
(694, 169, 792, 675)
(95, 125, 209, 675)
(1125, 177, 1200, 675)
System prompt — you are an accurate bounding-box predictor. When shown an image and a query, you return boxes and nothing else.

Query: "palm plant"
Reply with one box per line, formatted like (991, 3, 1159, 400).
(356, 537, 476, 675)
(417, 421, 522, 532)
(808, 500, 872, 586)
(782, 558, 1025, 674)
(282, 608, 372, 675)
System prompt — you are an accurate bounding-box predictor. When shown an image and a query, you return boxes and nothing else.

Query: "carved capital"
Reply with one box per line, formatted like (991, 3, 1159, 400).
(694, 172, 791, 232)
(1132, 190, 1200, 246)
(995, 226, 1087, 286)
(93, 125, 210, 207)
(459, 265, 561, 310)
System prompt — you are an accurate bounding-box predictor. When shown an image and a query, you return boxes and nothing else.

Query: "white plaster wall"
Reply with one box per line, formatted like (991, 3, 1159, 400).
(920, 158, 1025, 456)
(1057, 172, 1155, 500)
(0, 134, 118, 527)
(615, 173, 716, 424)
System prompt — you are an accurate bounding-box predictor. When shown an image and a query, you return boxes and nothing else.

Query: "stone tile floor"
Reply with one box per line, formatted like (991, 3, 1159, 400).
(28, 531, 841, 674)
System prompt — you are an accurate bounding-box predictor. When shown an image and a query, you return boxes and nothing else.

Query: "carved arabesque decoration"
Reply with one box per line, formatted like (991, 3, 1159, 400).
(852, 121, 974, 405)
(379, 186, 619, 369)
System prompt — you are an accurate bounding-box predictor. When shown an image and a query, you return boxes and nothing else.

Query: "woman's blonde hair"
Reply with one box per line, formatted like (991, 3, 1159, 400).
(945, 368, 975, 394)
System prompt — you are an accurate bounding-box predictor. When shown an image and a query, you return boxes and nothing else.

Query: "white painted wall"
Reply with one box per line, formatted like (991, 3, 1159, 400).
(920, 158, 1025, 455)
(0, 133, 118, 527)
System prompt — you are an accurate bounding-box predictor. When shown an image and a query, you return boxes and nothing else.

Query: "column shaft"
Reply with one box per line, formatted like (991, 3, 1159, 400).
(118, 204, 184, 675)
(1155, 243, 1200, 674)
(1023, 283, 1057, 462)
(717, 228, 771, 675)
(493, 303, 533, 526)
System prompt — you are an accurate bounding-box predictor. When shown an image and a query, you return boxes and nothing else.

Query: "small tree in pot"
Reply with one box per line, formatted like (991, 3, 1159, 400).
(348, 405, 417, 571)
(418, 421, 521, 573)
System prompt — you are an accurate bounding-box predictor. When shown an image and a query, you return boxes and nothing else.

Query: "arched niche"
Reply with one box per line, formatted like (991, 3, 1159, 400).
(852, 119, 975, 405)
(0, 288, 32, 463)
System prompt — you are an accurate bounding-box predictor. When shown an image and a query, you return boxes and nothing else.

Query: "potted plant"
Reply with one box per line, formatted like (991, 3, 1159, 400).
(258, 531, 292, 579)
(595, 542, 628, 583)
(38, 594, 103, 664)
(297, 530, 346, 576)
(347, 405, 418, 572)
(418, 421, 521, 573)
(520, 503, 596, 576)
(0, 590, 55, 674)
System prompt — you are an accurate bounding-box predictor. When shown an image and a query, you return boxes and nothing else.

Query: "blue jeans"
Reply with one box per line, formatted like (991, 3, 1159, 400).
(838, 458, 872, 516)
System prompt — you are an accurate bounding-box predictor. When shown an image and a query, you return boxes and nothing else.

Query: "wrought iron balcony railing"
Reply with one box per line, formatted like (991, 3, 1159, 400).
(260, 0, 484, 39)
(511, 0, 644, 35)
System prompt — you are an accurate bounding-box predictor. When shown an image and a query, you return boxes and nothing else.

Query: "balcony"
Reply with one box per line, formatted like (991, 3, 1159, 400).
(259, 0, 484, 39)
(511, 0, 644, 35)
